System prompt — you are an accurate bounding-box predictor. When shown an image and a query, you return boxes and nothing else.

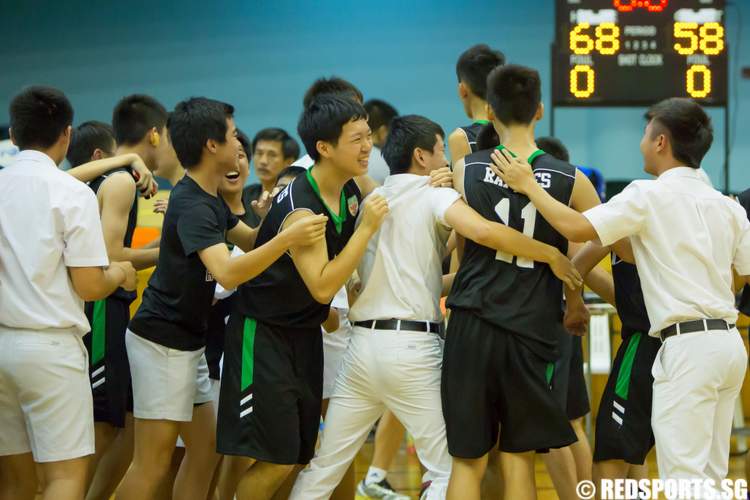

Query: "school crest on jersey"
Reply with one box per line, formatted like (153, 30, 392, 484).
(347, 195, 359, 216)
(205, 270, 215, 282)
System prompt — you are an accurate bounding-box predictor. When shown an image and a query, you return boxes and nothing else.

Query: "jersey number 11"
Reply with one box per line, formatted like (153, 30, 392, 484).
(494, 199, 538, 269)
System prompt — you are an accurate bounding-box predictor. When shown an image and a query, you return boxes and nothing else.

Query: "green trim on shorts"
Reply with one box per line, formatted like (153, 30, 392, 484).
(546, 362, 554, 385)
(241, 318, 257, 391)
(91, 300, 106, 365)
(615, 332, 642, 400)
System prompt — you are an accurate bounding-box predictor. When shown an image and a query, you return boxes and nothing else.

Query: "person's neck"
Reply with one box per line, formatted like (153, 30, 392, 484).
(223, 190, 245, 215)
(654, 159, 688, 177)
(31, 146, 63, 166)
(311, 161, 349, 214)
(116, 143, 152, 170)
(468, 99, 488, 122)
(164, 165, 185, 187)
(496, 123, 537, 158)
(186, 163, 221, 196)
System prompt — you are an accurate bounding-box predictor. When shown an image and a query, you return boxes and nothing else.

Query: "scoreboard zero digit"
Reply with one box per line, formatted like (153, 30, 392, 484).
(552, 0, 727, 106)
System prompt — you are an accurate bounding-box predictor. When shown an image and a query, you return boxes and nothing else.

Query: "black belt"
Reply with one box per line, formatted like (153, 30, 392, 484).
(353, 319, 442, 335)
(659, 319, 735, 342)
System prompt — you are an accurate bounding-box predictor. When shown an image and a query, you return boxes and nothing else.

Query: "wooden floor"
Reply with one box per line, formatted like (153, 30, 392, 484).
(352, 437, 749, 500)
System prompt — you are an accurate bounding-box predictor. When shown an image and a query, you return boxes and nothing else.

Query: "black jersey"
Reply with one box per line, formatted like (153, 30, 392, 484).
(611, 255, 650, 340)
(89, 168, 138, 302)
(240, 183, 264, 229)
(459, 120, 489, 154)
(236, 167, 362, 328)
(447, 146, 575, 361)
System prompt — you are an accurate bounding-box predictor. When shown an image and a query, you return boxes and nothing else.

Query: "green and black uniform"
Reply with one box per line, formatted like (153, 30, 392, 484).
(443, 146, 577, 456)
(218, 168, 361, 465)
(83, 168, 137, 427)
(594, 255, 660, 464)
(459, 120, 489, 154)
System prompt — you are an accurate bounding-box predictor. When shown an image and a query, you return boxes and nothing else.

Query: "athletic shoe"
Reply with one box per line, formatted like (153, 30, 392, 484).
(356, 478, 410, 500)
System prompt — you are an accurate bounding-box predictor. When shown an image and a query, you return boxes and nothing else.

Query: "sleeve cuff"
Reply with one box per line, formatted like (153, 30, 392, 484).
(583, 208, 618, 246)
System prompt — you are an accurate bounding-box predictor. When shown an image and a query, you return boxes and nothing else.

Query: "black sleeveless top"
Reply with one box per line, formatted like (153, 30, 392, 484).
(235, 168, 362, 329)
(89, 168, 138, 302)
(447, 146, 576, 361)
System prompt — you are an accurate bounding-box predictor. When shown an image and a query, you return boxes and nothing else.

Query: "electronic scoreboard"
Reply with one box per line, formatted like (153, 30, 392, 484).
(552, 0, 727, 106)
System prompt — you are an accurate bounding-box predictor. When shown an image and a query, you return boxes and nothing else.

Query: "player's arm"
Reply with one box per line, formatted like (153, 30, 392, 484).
(444, 199, 582, 290)
(489, 150, 598, 242)
(567, 241, 615, 306)
(441, 273, 456, 296)
(66, 153, 157, 197)
(448, 128, 471, 165)
(69, 263, 136, 301)
(288, 195, 389, 304)
(226, 221, 260, 253)
(198, 214, 327, 291)
(98, 173, 159, 270)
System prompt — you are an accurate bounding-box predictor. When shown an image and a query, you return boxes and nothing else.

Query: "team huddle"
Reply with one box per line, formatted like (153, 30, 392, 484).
(1, 43, 750, 500)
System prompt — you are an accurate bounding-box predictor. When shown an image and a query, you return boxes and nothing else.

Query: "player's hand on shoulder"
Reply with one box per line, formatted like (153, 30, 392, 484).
(130, 155, 158, 199)
(111, 261, 137, 291)
(360, 194, 389, 232)
(564, 296, 590, 337)
(490, 148, 535, 194)
(429, 166, 453, 189)
(284, 213, 328, 248)
(549, 250, 583, 291)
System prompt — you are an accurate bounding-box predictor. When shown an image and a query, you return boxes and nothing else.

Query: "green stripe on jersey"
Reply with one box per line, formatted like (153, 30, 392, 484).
(545, 362, 554, 385)
(91, 300, 106, 365)
(495, 144, 545, 164)
(241, 318, 257, 391)
(615, 332, 642, 400)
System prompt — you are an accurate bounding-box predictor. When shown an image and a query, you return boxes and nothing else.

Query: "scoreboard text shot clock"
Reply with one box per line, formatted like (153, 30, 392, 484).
(552, 0, 727, 106)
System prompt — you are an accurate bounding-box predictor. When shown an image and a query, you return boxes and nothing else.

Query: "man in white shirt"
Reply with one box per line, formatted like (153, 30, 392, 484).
(491, 97, 750, 490)
(0, 86, 136, 500)
(290, 115, 581, 500)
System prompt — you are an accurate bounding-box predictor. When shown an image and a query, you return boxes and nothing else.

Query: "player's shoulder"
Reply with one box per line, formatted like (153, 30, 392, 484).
(533, 154, 576, 179)
(462, 148, 492, 169)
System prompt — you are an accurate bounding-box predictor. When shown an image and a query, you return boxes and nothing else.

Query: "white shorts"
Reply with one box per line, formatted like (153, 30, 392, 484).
(322, 324, 352, 400)
(126, 330, 207, 422)
(0, 328, 94, 462)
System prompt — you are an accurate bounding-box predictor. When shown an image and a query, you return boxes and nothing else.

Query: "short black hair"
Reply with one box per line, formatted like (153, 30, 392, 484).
(302, 77, 364, 109)
(382, 115, 444, 175)
(276, 165, 307, 183)
(456, 44, 506, 99)
(9, 86, 74, 150)
(297, 95, 368, 162)
(364, 99, 399, 132)
(112, 94, 168, 146)
(476, 124, 500, 150)
(645, 98, 713, 169)
(66, 121, 116, 167)
(237, 129, 251, 160)
(251, 127, 300, 160)
(536, 136, 569, 163)
(168, 97, 235, 168)
(486, 64, 541, 126)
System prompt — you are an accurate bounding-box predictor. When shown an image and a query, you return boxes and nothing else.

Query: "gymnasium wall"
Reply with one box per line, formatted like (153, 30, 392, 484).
(2, 0, 749, 190)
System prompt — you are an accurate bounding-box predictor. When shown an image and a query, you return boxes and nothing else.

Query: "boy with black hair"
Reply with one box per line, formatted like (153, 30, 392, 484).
(494, 97, 750, 493)
(117, 97, 327, 500)
(443, 65, 603, 500)
(0, 86, 136, 500)
(217, 94, 390, 500)
(364, 98, 399, 184)
(291, 114, 582, 500)
(448, 44, 505, 164)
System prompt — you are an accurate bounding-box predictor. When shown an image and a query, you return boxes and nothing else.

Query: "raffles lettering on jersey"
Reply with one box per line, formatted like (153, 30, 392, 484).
(482, 166, 552, 190)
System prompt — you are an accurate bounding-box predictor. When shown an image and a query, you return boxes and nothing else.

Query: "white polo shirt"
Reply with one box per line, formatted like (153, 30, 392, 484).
(349, 174, 460, 323)
(583, 166, 750, 336)
(0, 150, 109, 335)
